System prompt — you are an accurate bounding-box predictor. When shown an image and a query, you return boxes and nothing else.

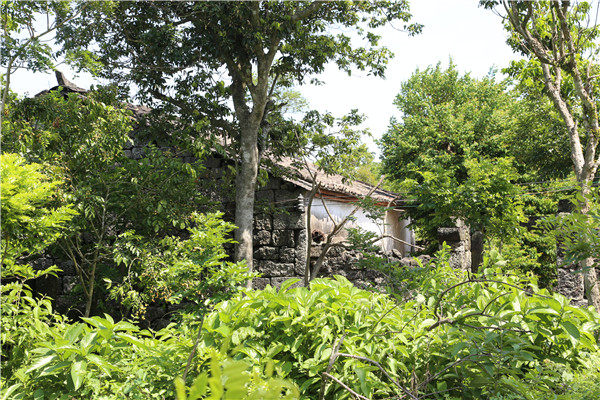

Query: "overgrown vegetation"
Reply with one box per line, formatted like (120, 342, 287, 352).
(2, 1, 600, 399)
(3, 247, 600, 399)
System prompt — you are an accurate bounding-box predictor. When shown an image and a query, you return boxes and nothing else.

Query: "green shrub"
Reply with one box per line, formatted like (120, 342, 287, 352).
(199, 261, 599, 399)
(109, 212, 255, 319)
(4, 314, 192, 399)
(175, 349, 299, 400)
(0, 153, 76, 272)
(1, 153, 74, 386)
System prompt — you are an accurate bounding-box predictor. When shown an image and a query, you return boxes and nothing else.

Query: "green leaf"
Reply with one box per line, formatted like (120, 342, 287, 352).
(64, 323, 85, 343)
(40, 361, 71, 376)
(71, 359, 87, 390)
(86, 354, 119, 375)
(562, 320, 580, 341)
(116, 333, 149, 351)
(279, 278, 301, 293)
(174, 376, 187, 400)
(25, 355, 56, 374)
(189, 372, 208, 398)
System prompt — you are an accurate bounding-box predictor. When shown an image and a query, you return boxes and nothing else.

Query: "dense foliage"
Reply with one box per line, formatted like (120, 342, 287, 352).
(3, 252, 599, 399)
(53, 0, 423, 280)
(380, 63, 526, 244)
(2, 88, 212, 317)
(3, 2, 600, 400)
(486, 0, 600, 308)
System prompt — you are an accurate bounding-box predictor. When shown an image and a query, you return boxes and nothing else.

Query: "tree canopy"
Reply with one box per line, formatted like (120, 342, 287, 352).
(380, 62, 525, 246)
(56, 1, 422, 282)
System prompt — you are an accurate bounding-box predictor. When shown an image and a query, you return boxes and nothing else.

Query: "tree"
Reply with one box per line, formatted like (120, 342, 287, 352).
(380, 62, 525, 258)
(3, 88, 209, 317)
(0, 1, 108, 117)
(57, 1, 422, 285)
(0, 153, 73, 384)
(0, 153, 75, 277)
(484, 0, 600, 308)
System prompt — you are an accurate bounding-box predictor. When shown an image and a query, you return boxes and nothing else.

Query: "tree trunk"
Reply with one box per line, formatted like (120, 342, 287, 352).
(234, 122, 260, 288)
(503, 1, 600, 309)
(577, 191, 600, 310)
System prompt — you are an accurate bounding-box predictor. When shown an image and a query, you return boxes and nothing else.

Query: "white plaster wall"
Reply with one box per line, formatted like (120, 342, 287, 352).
(306, 196, 415, 255)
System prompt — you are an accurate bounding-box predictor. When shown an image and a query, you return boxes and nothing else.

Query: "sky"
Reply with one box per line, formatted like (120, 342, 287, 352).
(9, 1, 518, 158)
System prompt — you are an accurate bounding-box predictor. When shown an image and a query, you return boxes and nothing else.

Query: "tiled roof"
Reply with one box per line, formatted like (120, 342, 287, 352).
(275, 157, 401, 206)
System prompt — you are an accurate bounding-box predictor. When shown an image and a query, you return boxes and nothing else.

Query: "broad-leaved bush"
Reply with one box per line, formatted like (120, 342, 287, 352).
(199, 263, 599, 399)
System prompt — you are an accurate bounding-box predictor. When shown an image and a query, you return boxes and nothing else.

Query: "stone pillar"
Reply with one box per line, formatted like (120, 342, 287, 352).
(437, 220, 471, 271)
(470, 231, 484, 273)
(555, 199, 587, 306)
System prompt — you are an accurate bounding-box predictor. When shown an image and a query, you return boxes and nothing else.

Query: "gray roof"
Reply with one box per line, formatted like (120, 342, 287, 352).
(275, 157, 401, 206)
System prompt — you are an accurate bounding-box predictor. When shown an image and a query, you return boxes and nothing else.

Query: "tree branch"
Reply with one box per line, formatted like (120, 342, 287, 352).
(336, 353, 418, 400)
(321, 373, 370, 400)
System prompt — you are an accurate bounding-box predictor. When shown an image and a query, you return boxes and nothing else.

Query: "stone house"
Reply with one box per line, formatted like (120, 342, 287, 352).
(196, 153, 416, 289)
(28, 73, 416, 315)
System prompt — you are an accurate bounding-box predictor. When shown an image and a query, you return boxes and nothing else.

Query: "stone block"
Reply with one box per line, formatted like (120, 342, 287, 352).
(258, 261, 294, 277)
(253, 230, 271, 246)
(294, 260, 307, 276)
(399, 258, 413, 267)
(391, 249, 404, 260)
(36, 274, 62, 299)
(271, 277, 303, 290)
(31, 257, 53, 270)
(55, 295, 73, 315)
(449, 250, 471, 271)
(437, 226, 469, 243)
(280, 248, 296, 263)
(296, 227, 307, 247)
(263, 177, 283, 190)
(273, 212, 305, 230)
(254, 214, 272, 231)
(204, 156, 222, 169)
(272, 230, 295, 247)
(131, 147, 145, 160)
(133, 135, 149, 147)
(448, 244, 465, 253)
(557, 264, 585, 301)
(252, 277, 271, 290)
(145, 306, 167, 322)
(56, 259, 75, 275)
(254, 246, 279, 260)
(275, 189, 301, 204)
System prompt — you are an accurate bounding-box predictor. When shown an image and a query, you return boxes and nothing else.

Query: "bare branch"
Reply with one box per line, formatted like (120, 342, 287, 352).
(319, 334, 347, 400)
(317, 189, 337, 227)
(304, 181, 320, 286)
(321, 373, 370, 400)
(310, 176, 385, 280)
(337, 353, 418, 400)
(291, 1, 323, 24)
